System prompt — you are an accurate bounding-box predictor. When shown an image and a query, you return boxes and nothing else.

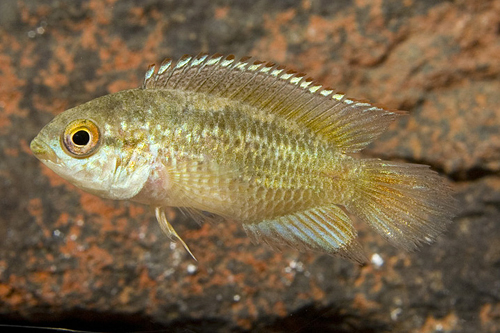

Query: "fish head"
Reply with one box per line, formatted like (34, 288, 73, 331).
(30, 89, 154, 200)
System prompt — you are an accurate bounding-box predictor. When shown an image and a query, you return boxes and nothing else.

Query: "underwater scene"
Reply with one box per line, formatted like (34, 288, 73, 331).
(1, 1, 499, 332)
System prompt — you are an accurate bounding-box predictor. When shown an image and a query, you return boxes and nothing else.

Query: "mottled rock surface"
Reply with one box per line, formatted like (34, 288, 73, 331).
(1, 0, 499, 332)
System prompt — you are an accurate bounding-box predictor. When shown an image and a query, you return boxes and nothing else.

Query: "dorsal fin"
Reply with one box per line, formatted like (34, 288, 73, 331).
(142, 53, 405, 153)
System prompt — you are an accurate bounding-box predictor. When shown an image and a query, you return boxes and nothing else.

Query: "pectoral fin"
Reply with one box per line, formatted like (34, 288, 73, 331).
(155, 206, 197, 261)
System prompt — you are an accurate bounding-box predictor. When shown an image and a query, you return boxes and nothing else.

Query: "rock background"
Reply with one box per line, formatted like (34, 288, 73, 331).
(1, 0, 499, 332)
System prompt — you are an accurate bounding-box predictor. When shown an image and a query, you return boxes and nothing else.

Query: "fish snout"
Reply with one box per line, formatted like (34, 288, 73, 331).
(30, 137, 60, 164)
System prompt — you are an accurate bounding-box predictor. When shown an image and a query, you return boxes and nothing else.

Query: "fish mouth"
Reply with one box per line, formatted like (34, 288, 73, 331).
(30, 137, 60, 164)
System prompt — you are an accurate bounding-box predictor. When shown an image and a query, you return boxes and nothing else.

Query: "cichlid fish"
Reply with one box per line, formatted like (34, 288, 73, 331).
(30, 54, 455, 262)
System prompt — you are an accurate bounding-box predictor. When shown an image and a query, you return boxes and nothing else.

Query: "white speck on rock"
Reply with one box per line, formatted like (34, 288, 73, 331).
(390, 308, 402, 321)
(187, 264, 197, 275)
(371, 253, 384, 268)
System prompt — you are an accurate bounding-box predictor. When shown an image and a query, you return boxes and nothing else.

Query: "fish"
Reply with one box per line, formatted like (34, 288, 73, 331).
(30, 53, 455, 263)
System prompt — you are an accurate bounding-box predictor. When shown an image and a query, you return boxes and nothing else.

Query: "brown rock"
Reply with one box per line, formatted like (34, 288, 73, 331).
(1, 0, 499, 332)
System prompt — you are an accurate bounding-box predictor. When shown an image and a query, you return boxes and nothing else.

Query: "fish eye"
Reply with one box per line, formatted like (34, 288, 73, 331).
(62, 119, 101, 158)
(72, 130, 90, 145)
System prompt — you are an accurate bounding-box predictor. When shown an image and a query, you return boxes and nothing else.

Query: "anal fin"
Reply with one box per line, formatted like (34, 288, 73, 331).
(243, 205, 367, 263)
(155, 207, 197, 261)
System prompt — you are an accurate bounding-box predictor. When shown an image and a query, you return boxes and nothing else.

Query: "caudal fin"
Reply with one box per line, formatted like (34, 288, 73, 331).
(346, 159, 456, 251)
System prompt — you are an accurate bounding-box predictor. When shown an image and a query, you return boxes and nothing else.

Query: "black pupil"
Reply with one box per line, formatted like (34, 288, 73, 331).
(72, 130, 90, 146)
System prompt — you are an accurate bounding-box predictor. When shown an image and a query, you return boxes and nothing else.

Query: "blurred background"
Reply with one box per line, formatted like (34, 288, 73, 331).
(1, 0, 499, 332)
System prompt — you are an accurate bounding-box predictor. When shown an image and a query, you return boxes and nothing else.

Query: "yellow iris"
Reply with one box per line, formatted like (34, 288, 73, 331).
(62, 119, 101, 158)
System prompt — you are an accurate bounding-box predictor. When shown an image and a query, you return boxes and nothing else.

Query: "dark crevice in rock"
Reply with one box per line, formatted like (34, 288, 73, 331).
(0, 311, 166, 332)
(449, 166, 500, 182)
(0, 304, 391, 333)
(257, 304, 390, 333)
(0, 312, 231, 333)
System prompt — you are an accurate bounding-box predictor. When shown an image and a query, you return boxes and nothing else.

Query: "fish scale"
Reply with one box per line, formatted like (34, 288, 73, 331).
(31, 53, 456, 262)
(161, 96, 338, 221)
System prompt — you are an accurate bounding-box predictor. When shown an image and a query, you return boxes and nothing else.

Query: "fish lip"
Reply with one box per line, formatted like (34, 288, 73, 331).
(30, 137, 60, 164)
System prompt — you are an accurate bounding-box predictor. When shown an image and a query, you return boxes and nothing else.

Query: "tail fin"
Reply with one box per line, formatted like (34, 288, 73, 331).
(346, 159, 456, 251)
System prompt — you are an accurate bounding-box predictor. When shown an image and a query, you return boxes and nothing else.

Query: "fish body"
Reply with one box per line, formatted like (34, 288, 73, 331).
(31, 54, 455, 262)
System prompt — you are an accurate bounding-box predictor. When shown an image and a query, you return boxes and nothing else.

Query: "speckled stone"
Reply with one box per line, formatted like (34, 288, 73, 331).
(1, 0, 499, 332)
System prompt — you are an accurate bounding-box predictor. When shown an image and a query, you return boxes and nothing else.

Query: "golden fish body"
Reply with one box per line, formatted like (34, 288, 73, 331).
(31, 54, 455, 262)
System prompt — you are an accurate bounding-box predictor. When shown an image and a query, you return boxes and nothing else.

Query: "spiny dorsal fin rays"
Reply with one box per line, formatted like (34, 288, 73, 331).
(166, 55, 195, 90)
(143, 53, 403, 153)
(226, 60, 270, 101)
